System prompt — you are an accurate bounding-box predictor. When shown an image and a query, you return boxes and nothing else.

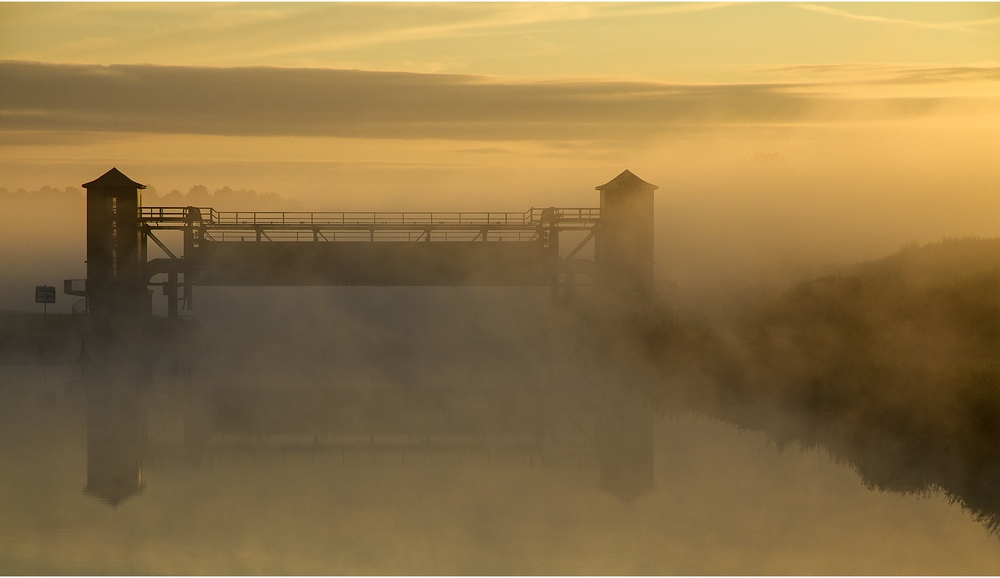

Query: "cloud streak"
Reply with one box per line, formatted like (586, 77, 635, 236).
(758, 63, 1000, 86)
(793, 3, 1000, 34)
(0, 61, 993, 142)
(163, 3, 735, 63)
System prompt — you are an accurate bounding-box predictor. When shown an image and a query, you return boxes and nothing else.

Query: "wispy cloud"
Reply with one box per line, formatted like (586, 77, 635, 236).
(758, 63, 1000, 86)
(793, 3, 1000, 34)
(250, 3, 733, 62)
(0, 61, 993, 142)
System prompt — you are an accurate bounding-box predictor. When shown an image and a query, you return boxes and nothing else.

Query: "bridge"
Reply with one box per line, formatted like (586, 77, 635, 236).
(142, 205, 599, 316)
(68, 166, 660, 507)
(72, 166, 656, 323)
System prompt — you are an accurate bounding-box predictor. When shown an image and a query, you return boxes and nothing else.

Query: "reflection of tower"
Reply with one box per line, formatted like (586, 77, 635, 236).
(83, 167, 149, 329)
(183, 377, 212, 469)
(85, 380, 147, 507)
(594, 170, 658, 303)
(595, 382, 654, 502)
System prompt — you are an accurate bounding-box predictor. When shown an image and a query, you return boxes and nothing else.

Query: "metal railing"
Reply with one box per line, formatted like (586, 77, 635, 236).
(71, 297, 88, 316)
(140, 206, 210, 222)
(528, 207, 601, 223)
(141, 206, 600, 229)
(205, 230, 542, 243)
(217, 210, 535, 228)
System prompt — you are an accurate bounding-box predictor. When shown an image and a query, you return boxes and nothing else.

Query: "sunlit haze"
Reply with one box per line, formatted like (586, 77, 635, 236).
(3, 3, 1000, 574)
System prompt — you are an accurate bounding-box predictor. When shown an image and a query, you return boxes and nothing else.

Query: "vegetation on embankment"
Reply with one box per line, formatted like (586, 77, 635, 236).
(648, 238, 1000, 531)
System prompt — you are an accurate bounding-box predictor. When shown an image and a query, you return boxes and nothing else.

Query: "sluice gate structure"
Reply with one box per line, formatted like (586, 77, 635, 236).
(71, 167, 659, 506)
(77, 167, 656, 323)
(143, 205, 599, 315)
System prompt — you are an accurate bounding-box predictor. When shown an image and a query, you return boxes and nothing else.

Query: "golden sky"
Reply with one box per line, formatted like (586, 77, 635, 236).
(2, 2, 1000, 292)
(6, 8, 1000, 567)
(2, 3, 999, 77)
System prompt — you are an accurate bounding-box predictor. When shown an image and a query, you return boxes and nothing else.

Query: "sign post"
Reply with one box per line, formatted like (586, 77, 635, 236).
(35, 285, 56, 316)
(34, 285, 56, 390)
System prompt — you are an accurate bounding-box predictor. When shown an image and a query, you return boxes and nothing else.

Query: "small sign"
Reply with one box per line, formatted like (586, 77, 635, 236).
(35, 286, 56, 304)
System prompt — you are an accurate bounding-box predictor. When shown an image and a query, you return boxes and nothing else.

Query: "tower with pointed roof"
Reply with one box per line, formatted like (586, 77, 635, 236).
(595, 169, 658, 303)
(82, 167, 149, 327)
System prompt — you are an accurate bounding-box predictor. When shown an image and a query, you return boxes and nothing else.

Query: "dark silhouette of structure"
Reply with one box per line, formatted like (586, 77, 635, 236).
(73, 166, 660, 319)
(595, 169, 658, 303)
(82, 168, 149, 331)
(70, 167, 660, 503)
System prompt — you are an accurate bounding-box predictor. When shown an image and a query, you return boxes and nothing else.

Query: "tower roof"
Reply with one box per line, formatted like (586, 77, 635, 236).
(82, 167, 146, 189)
(595, 169, 657, 192)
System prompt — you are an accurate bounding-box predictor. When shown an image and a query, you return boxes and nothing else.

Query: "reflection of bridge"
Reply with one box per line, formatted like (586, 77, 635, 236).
(71, 167, 659, 506)
(148, 390, 598, 470)
(84, 375, 652, 505)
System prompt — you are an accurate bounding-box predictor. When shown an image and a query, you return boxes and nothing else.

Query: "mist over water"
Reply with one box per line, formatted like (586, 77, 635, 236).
(4, 364, 1000, 574)
(0, 169, 1000, 574)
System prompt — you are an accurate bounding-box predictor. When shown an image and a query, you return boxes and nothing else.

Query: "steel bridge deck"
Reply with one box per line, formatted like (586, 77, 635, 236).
(135, 205, 600, 297)
(141, 206, 600, 243)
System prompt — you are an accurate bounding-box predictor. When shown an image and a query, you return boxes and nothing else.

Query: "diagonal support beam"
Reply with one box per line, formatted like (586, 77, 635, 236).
(144, 227, 178, 259)
(565, 229, 596, 260)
